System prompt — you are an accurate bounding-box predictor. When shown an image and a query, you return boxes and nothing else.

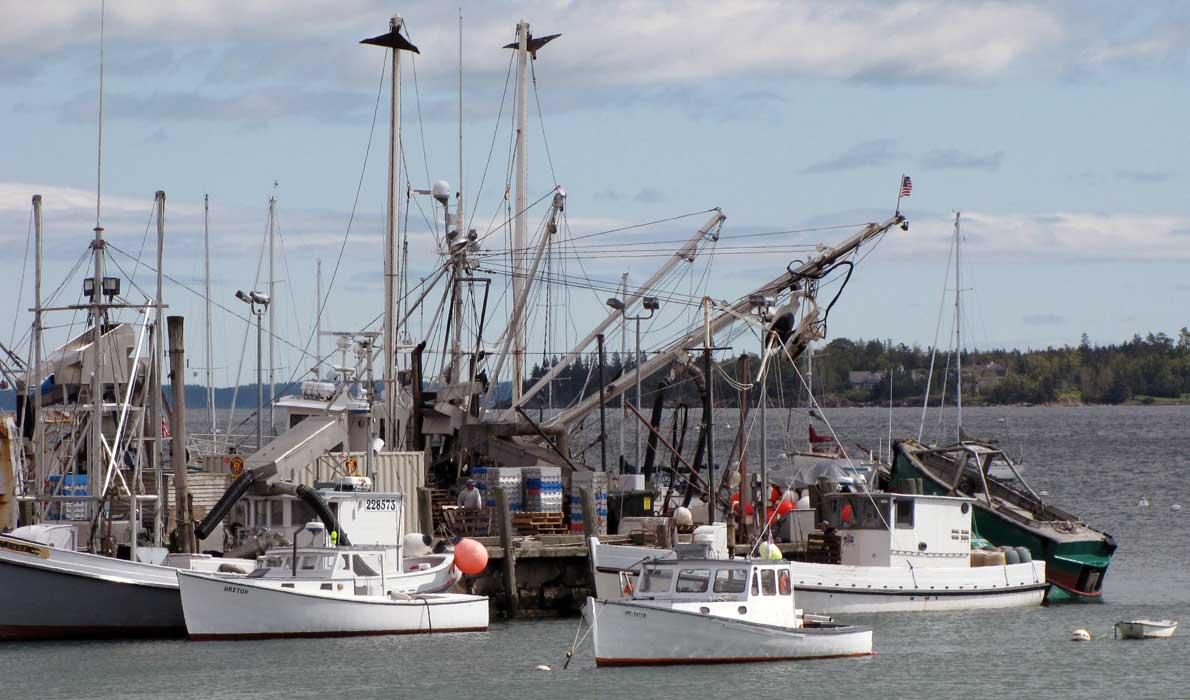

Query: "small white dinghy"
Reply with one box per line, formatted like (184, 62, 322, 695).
(1114, 619, 1178, 640)
(586, 557, 872, 667)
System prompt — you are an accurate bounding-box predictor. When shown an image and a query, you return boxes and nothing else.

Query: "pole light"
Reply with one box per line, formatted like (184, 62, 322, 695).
(236, 290, 270, 450)
(605, 296, 660, 469)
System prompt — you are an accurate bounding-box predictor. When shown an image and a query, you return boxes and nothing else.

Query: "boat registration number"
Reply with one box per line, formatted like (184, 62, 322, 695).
(365, 499, 399, 512)
(624, 610, 647, 619)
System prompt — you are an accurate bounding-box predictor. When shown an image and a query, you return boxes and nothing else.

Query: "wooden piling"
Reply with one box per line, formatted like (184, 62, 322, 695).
(166, 316, 193, 553)
(580, 486, 596, 541)
(417, 486, 434, 536)
(494, 486, 519, 618)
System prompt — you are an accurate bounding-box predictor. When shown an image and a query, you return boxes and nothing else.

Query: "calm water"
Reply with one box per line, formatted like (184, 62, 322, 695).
(6, 406, 1189, 699)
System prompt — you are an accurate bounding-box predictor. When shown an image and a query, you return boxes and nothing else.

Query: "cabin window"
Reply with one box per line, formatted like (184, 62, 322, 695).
(895, 499, 914, 529)
(352, 554, 381, 577)
(713, 569, 748, 594)
(300, 556, 318, 571)
(761, 569, 777, 596)
(778, 570, 792, 595)
(675, 569, 711, 594)
(751, 572, 760, 596)
(639, 567, 674, 594)
(342, 555, 351, 570)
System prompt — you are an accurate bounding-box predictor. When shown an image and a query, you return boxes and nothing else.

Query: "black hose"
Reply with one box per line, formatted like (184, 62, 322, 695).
(195, 468, 261, 540)
(293, 484, 352, 547)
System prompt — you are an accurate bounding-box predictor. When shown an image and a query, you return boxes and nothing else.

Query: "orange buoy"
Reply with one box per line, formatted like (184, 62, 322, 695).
(453, 537, 489, 575)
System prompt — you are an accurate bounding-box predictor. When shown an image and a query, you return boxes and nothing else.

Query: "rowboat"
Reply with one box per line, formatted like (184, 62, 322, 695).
(1114, 619, 1177, 639)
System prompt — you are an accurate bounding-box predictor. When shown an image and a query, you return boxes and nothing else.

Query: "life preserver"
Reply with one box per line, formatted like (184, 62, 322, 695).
(229, 456, 244, 477)
(344, 457, 358, 476)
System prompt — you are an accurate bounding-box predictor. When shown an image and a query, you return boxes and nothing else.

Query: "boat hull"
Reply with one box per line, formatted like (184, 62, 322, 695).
(789, 561, 1048, 613)
(1115, 620, 1177, 639)
(178, 570, 488, 640)
(0, 536, 184, 640)
(587, 598, 872, 667)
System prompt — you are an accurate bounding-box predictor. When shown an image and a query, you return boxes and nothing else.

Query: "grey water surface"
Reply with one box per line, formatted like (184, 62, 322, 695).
(3, 405, 1188, 699)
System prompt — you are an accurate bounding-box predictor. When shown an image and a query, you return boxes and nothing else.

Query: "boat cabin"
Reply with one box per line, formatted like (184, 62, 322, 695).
(631, 559, 803, 629)
(232, 489, 406, 551)
(820, 492, 974, 568)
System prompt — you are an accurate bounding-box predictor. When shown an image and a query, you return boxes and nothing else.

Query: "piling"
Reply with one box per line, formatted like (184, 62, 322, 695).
(495, 486, 519, 618)
(580, 486, 596, 541)
(167, 315, 192, 552)
(417, 487, 434, 536)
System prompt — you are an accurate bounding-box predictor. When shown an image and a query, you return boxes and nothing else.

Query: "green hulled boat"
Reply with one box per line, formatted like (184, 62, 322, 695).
(891, 439, 1116, 602)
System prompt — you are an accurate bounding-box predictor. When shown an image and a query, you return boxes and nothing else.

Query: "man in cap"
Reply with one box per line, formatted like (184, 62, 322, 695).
(457, 479, 483, 510)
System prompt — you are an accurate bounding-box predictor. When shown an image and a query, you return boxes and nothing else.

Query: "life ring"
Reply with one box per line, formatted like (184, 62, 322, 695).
(229, 456, 244, 477)
(344, 457, 358, 476)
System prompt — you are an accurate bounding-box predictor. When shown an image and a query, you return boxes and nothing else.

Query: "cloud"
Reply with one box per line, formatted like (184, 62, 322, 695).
(802, 139, 900, 174)
(1022, 313, 1066, 326)
(919, 149, 1004, 171)
(594, 187, 668, 204)
(1115, 169, 1172, 184)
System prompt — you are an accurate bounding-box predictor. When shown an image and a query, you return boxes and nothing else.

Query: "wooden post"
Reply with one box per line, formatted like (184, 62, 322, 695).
(167, 316, 192, 552)
(494, 486, 519, 618)
(580, 486, 597, 541)
(417, 486, 434, 536)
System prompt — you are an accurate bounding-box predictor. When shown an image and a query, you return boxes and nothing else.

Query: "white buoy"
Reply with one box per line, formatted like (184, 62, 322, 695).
(1071, 628, 1092, 642)
(1172, 503, 1182, 511)
(1137, 495, 1150, 507)
(535, 665, 551, 671)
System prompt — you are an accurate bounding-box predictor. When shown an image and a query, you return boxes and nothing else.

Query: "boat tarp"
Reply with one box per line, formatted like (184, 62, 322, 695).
(1053, 553, 1112, 568)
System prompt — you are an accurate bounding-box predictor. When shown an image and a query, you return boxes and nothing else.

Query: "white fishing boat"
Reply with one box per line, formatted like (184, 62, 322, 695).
(586, 558, 872, 666)
(1114, 619, 1178, 639)
(179, 486, 488, 639)
(788, 492, 1047, 613)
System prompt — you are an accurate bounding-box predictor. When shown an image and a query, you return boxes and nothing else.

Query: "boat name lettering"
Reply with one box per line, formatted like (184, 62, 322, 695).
(365, 499, 398, 511)
(0, 538, 49, 559)
(223, 585, 249, 595)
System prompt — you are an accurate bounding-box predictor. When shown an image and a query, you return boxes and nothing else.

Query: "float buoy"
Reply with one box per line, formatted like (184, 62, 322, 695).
(453, 537, 489, 575)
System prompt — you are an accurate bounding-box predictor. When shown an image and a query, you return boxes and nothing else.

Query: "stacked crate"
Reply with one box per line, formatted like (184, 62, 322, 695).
(523, 466, 563, 513)
(569, 471, 609, 535)
(475, 466, 524, 512)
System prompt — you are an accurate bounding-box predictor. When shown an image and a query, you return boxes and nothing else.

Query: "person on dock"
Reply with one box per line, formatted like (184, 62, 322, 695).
(457, 479, 483, 510)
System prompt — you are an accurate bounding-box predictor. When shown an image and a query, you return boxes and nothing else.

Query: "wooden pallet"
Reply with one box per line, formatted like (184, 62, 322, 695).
(441, 506, 492, 538)
(511, 511, 567, 536)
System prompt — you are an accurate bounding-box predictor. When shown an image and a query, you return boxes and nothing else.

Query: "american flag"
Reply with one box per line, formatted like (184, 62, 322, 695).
(899, 175, 913, 198)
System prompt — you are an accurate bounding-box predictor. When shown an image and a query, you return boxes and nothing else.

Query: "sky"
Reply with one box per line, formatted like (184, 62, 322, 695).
(1, 1, 1188, 390)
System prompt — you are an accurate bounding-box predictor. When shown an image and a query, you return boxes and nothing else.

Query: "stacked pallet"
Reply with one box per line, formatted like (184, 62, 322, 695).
(569, 471, 609, 536)
(511, 511, 568, 536)
(523, 466, 563, 512)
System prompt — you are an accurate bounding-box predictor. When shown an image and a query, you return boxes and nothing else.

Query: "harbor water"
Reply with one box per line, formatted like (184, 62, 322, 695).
(2, 405, 1187, 699)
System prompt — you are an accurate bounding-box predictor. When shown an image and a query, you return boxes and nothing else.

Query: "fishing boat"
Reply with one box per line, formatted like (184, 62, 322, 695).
(0, 532, 184, 640)
(585, 557, 872, 666)
(179, 486, 488, 639)
(892, 439, 1115, 601)
(785, 491, 1047, 613)
(1114, 619, 1177, 640)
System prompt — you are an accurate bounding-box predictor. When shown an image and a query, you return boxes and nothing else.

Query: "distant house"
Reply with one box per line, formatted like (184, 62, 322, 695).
(848, 371, 883, 389)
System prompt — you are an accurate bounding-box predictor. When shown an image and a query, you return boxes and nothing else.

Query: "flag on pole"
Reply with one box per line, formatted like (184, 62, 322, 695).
(899, 175, 913, 198)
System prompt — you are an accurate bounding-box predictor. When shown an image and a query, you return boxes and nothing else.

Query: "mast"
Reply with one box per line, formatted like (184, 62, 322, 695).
(954, 211, 962, 442)
(153, 191, 165, 546)
(362, 16, 418, 451)
(457, 8, 464, 262)
(512, 19, 529, 403)
(267, 193, 276, 434)
(204, 194, 215, 433)
(32, 195, 43, 494)
(618, 272, 627, 462)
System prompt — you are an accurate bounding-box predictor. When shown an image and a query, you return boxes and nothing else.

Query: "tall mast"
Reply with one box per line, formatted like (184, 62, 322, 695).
(267, 193, 276, 434)
(954, 211, 962, 442)
(504, 24, 558, 404)
(362, 17, 418, 450)
(619, 271, 627, 461)
(512, 19, 529, 403)
(204, 194, 215, 433)
(153, 191, 165, 546)
(32, 195, 43, 493)
(457, 8, 464, 257)
(88, 0, 108, 548)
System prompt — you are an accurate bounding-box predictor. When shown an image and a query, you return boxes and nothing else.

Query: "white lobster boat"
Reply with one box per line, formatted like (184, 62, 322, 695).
(179, 489, 489, 640)
(586, 558, 872, 666)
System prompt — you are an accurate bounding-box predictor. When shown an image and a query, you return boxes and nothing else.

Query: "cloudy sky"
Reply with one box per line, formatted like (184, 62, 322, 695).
(1, 1, 1187, 390)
